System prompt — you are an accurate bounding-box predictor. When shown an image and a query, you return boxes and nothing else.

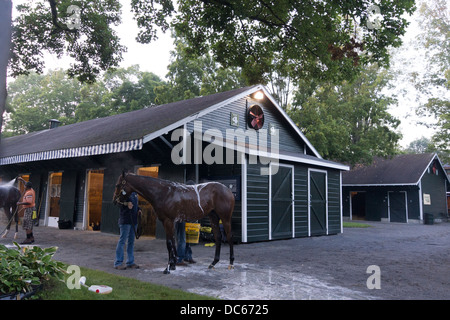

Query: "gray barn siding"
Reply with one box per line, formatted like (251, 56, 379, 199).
(246, 161, 342, 242)
(343, 186, 421, 222)
(293, 164, 308, 237)
(198, 162, 243, 243)
(186, 96, 305, 154)
(421, 169, 447, 218)
(246, 163, 269, 242)
(327, 170, 342, 234)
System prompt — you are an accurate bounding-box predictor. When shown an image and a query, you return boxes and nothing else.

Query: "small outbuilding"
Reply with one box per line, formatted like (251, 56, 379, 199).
(342, 153, 449, 223)
(1, 85, 349, 242)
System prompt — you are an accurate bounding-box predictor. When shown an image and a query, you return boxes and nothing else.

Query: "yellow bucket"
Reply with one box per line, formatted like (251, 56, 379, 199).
(185, 223, 201, 244)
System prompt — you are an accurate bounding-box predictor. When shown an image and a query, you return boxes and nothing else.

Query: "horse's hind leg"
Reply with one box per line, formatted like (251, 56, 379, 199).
(222, 218, 234, 269)
(163, 219, 177, 274)
(208, 211, 222, 269)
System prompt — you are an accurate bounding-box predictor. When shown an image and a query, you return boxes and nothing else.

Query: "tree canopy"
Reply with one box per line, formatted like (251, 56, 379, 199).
(1, 0, 424, 165)
(9, 0, 416, 85)
(4, 66, 164, 136)
(289, 64, 401, 166)
(413, 0, 449, 157)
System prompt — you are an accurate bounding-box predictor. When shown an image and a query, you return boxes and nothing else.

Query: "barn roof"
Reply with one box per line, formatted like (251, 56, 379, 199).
(0, 85, 348, 170)
(342, 153, 450, 186)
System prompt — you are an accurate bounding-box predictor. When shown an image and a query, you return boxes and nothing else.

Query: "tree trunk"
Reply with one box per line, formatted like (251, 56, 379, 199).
(0, 0, 12, 140)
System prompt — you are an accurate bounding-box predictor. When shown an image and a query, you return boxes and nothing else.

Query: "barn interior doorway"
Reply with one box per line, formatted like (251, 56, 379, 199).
(350, 191, 366, 220)
(47, 172, 62, 227)
(136, 166, 159, 237)
(86, 170, 104, 231)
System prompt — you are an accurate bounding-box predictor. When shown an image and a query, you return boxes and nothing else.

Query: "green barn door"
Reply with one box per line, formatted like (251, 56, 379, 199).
(271, 165, 293, 240)
(309, 170, 327, 236)
(389, 191, 407, 223)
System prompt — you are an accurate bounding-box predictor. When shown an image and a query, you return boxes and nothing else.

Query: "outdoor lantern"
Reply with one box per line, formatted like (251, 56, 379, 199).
(253, 91, 264, 100)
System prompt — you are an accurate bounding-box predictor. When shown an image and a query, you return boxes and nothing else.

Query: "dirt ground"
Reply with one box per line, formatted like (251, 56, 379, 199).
(1, 220, 448, 300)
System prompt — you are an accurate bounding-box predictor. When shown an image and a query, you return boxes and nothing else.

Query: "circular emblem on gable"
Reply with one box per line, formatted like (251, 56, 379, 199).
(247, 104, 264, 130)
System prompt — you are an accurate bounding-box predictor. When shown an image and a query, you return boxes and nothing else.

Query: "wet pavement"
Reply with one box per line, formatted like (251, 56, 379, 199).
(1, 220, 449, 300)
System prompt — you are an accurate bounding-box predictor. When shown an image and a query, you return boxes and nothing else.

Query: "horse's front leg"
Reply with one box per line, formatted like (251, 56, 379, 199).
(12, 205, 19, 239)
(163, 219, 177, 274)
(1, 206, 11, 238)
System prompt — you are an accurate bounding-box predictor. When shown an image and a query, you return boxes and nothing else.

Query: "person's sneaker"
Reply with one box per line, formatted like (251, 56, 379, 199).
(20, 238, 33, 245)
(127, 264, 140, 269)
(176, 261, 187, 266)
(114, 265, 127, 270)
(185, 259, 196, 264)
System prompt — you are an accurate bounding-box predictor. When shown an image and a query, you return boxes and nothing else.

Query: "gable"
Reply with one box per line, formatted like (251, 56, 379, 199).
(0, 85, 346, 170)
(186, 95, 307, 155)
(342, 153, 450, 186)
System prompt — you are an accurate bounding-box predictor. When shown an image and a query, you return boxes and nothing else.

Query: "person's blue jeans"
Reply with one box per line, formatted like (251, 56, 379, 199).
(176, 222, 193, 262)
(114, 224, 135, 267)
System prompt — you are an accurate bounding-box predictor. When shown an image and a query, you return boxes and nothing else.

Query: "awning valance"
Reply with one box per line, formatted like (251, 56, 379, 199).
(0, 138, 143, 165)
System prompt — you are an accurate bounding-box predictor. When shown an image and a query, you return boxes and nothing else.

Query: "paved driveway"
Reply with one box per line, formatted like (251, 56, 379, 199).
(1, 221, 448, 300)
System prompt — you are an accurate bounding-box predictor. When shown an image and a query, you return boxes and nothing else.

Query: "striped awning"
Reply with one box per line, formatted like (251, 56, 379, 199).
(0, 138, 143, 165)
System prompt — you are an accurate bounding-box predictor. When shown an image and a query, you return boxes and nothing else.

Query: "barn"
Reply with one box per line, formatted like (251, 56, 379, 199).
(0, 85, 349, 242)
(342, 153, 449, 224)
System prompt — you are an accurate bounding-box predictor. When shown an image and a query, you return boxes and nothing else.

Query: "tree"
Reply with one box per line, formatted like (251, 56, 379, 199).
(5, 70, 82, 135)
(103, 65, 163, 114)
(143, 0, 416, 84)
(154, 39, 246, 104)
(4, 66, 164, 136)
(413, 0, 449, 158)
(404, 137, 431, 154)
(3, 0, 416, 136)
(0, 0, 12, 141)
(10, 0, 124, 83)
(289, 64, 401, 166)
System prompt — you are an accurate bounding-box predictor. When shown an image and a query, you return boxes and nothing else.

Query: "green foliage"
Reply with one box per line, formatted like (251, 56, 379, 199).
(0, 242, 65, 295)
(154, 39, 247, 104)
(10, 0, 124, 83)
(289, 64, 401, 166)
(4, 66, 164, 136)
(9, 0, 416, 86)
(150, 0, 417, 85)
(38, 266, 214, 300)
(413, 0, 449, 159)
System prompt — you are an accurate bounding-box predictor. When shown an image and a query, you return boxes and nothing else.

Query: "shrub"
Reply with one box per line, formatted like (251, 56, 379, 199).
(0, 242, 65, 295)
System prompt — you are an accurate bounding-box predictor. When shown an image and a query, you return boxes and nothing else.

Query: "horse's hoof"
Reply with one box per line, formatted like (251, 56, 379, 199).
(1, 231, 8, 238)
(228, 265, 234, 270)
(170, 264, 176, 271)
(14, 233, 18, 240)
(163, 268, 170, 274)
(208, 264, 215, 270)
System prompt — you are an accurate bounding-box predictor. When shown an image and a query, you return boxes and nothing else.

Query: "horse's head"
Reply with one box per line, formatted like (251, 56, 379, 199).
(112, 171, 133, 205)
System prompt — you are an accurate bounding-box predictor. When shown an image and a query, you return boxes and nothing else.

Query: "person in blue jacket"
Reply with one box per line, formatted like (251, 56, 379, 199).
(114, 192, 141, 270)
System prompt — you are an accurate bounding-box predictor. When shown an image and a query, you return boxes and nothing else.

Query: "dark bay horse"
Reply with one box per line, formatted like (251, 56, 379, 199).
(113, 172, 235, 274)
(0, 184, 21, 239)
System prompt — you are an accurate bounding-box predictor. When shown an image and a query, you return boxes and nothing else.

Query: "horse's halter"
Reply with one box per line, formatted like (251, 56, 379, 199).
(113, 179, 129, 205)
